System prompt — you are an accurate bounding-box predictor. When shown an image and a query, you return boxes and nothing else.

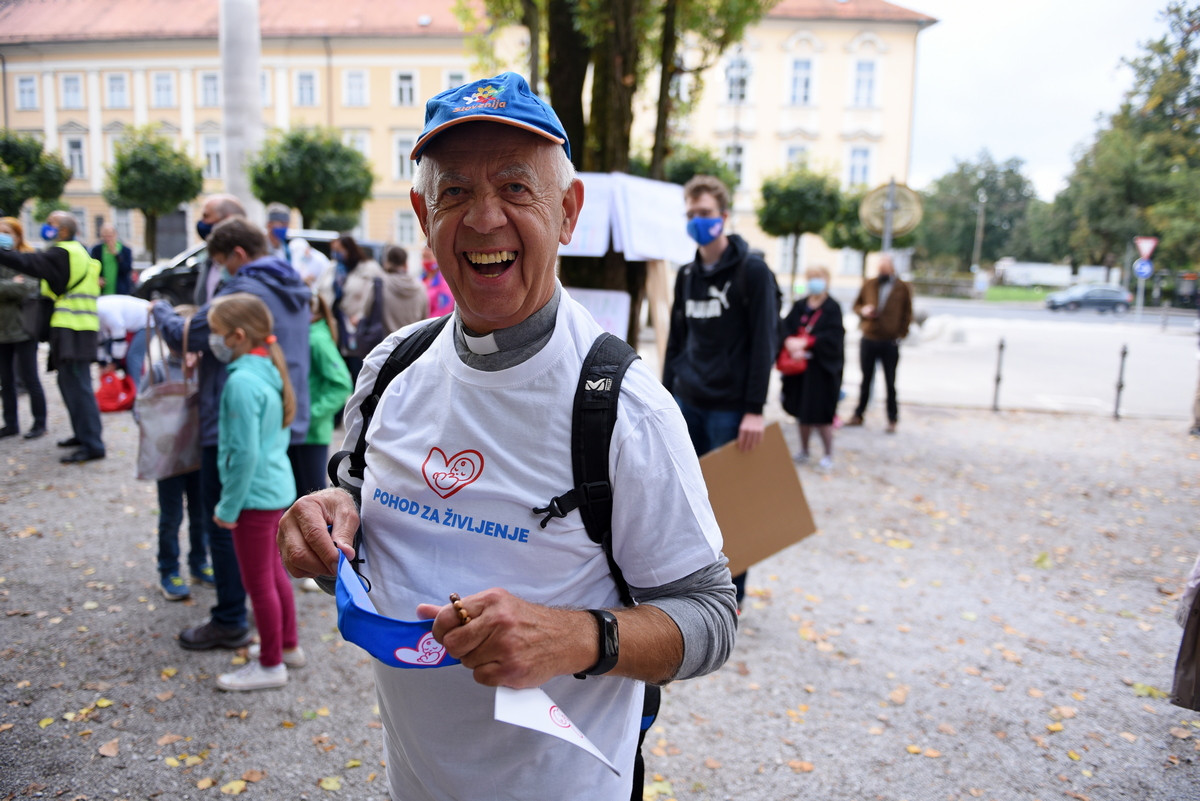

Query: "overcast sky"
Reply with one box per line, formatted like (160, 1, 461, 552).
(906, 1, 1170, 201)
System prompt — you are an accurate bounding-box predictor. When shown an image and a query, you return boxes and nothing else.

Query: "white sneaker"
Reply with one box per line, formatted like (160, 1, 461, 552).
(793, 451, 810, 464)
(817, 455, 834, 471)
(247, 643, 307, 668)
(299, 577, 322, 592)
(216, 661, 287, 691)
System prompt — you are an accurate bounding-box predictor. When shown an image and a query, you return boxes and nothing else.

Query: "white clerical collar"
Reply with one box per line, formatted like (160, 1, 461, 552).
(463, 331, 500, 355)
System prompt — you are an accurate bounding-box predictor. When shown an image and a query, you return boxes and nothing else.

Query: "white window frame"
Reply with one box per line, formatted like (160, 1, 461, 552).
(105, 73, 129, 109)
(260, 69, 272, 108)
(786, 144, 808, 168)
(445, 70, 466, 91)
(64, 137, 86, 179)
(393, 132, 416, 180)
(199, 72, 220, 108)
(394, 210, 417, 245)
(848, 146, 870, 187)
(16, 76, 38, 110)
(394, 71, 416, 107)
(852, 60, 876, 108)
(202, 134, 222, 179)
(343, 69, 368, 107)
(790, 58, 812, 106)
(60, 73, 84, 109)
(113, 208, 133, 243)
(725, 54, 750, 104)
(343, 129, 370, 158)
(151, 71, 176, 108)
(71, 207, 88, 241)
(295, 70, 318, 107)
(724, 142, 745, 184)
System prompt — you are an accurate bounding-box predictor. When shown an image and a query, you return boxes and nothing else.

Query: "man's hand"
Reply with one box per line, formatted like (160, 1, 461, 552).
(416, 590, 594, 689)
(737, 413, 764, 451)
(213, 515, 236, 530)
(277, 488, 359, 578)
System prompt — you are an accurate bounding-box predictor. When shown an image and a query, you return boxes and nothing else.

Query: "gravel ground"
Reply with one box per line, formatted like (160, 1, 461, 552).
(2, 376, 1198, 800)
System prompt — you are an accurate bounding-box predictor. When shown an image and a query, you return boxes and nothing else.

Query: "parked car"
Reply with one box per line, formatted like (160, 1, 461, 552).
(1045, 284, 1133, 313)
(133, 228, 381, 306)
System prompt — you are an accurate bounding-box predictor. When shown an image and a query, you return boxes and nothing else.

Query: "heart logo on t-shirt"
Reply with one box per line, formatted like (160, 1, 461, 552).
(422, 448, 484, 499)
(394, 631, 449, 666)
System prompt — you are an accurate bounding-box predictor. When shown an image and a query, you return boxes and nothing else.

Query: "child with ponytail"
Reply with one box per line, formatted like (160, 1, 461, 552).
(207, 293, 303, 691)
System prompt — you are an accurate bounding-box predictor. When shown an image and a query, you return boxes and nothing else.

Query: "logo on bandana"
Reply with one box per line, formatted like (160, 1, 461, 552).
(454, 85, 506, 113)
(394, 631, 450, 666)
(423, 448, 484, 499)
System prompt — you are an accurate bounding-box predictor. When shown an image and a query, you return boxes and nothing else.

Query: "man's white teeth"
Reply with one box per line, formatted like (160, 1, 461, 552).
(466, 251, 517, 265)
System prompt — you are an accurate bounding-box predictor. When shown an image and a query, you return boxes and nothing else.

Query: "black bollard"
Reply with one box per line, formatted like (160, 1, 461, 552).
(992, 337, 1005, 412)
(1114, 344, 1128, 420)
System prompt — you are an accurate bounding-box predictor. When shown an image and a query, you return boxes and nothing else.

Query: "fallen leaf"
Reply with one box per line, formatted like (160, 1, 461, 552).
(1132, 683, 1167, 699)
(1119, 732, 1138, 742)
(220, 779, 247, 795)
(318, 776, 343, 790)
(906, 744, 922, 754)
(704, 757, 722, 769)
(157, 733, 184, 746)
(1169, 727, 1193, 740)
(242, 769, 265, 782)
(1033, 552, 1053, 570)
(38, 718, 54, 729)
(98, 738, 119, 757)
(788, 760, 815, 772)
(345, 759, 362, 768)
(1047, 722, 1064, 733)
(923, 749, 941, 758)
(197, 778, 216, 789)
(1067, 750, 1081, 761)
(889, 686, 909, 705)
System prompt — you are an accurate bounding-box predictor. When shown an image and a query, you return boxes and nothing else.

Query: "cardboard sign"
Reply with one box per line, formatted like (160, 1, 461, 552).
(699, 422, 817, 576)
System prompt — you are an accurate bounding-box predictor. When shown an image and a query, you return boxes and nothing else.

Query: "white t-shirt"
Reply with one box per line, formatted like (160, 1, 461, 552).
(96, 295, 151, 341)
(343, 292, 723, 801)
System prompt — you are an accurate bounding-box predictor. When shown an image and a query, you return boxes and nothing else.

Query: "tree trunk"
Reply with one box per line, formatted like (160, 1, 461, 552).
(790, 234, 800, 298)
(649, 0, 678, 181)
(145, 211, 159, 261)
(546, 0, 590, 172)
(522, 0, 541, 95)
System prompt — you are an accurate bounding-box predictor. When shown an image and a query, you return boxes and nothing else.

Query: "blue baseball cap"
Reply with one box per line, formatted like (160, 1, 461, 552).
(410, 72, 570, 163)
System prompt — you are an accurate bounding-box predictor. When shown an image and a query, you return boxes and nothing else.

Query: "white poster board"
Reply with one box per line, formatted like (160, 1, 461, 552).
(561, 173, 695, 264)
(567, 287, 631, 337)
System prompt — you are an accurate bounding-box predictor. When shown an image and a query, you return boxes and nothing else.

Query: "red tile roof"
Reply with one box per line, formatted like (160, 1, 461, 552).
(0, 0, 469, 43)
(768, 0, 937, 27)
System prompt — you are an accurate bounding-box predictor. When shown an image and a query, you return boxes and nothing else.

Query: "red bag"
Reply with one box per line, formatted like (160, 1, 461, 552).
(776, 308, 822, 376)
(96, 371, 136, 412)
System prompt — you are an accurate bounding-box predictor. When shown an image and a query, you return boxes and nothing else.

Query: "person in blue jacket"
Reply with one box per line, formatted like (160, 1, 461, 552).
(207, 292, 301, 690)
(151, 215, 311, 652)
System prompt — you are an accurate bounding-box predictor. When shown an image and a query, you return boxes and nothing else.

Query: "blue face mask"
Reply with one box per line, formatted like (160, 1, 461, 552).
(686, 216, 723, 246)
(196, 220, 213, 239)
(336, 552, 461, 669)
(807, 278, 827, 295)
(0, 233, 13, 251)
(207, 333, 235, 363)
(270, 225, 288, 243)
(41, 224, 59, 241)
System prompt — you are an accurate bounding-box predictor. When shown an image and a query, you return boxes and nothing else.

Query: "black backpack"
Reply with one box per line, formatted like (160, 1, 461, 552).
(327, 314, 660, 797)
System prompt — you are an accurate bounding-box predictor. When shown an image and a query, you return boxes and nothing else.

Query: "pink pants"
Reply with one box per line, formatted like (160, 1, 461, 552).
(231, 509, 297, 668)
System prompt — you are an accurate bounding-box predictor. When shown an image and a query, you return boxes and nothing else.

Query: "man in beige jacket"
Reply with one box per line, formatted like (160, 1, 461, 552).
(848, 254, 913, 433)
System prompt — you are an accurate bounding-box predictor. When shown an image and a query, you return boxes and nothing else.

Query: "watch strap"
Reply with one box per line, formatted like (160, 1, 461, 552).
(574, 609, 618, 679)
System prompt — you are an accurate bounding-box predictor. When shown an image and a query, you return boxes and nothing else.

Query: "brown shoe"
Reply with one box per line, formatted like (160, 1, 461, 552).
(845, 416, 864, 427)
(886, 422, 897, 434)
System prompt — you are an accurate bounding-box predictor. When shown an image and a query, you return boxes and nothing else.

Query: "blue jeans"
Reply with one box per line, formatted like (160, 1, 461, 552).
(201, 445, 248, 630)
(674, 399, 747, 604)
(156, 469, 207, 577)
(57, 359, 104, 454)
(124, 328, 147, 389)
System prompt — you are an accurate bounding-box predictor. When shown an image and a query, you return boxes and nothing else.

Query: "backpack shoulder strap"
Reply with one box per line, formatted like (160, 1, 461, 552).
(327, 314, 452, 489)
(532, 332, 639, 605)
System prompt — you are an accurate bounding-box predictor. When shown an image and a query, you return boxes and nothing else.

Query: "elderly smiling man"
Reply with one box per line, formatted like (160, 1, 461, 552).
(277, 73, 736, 801)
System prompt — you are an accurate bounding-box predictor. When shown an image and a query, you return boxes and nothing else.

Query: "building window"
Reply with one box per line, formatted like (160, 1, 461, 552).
(17, 76, 37, 110)
(394, 133, 415, 180)
(724, 142, 744, 184)
(725, 54, 749, 104)
(202, 135, 222, 179)
(296, 71, 317, 107)
(848, 147, 870, 186)
(344, 70, 367, 107)
(65, 138, 86, 179)
(105, 73, 129, 108)
(260, 70, 272, 107)
(152, 72, 176, 108)
(394, 210, 417, 245)
(199, 72, 220, 108)
(786, 144, 808, 168)
(113, 208, 133, 243)
(395, 72, 415, 106)
(446, 71, 466, 91)
(61, 74, 83, 109)
(343, 129, 370, 157)
(71, 207, 88, 241)
(853, 60, 875, 108)
(790, 59, 812, 106)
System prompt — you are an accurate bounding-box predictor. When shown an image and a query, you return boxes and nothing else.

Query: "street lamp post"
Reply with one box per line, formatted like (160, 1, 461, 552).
(970, 188, 987, 272)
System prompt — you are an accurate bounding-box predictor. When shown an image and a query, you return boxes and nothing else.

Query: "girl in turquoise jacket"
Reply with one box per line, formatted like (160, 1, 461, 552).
(207, 293, 301, 692)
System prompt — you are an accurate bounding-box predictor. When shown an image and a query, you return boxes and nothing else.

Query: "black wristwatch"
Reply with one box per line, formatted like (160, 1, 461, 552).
(574, 609, 619, 679)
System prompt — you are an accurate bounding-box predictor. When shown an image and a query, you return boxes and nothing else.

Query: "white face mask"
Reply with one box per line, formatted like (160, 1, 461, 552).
(208, 333, 235, 363)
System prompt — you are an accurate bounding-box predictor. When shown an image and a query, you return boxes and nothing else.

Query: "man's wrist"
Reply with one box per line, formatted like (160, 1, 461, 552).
(573, 609, 618, 679)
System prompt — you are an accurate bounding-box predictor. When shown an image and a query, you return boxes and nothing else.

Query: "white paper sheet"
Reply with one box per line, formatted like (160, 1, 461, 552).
(493, 686, 619, 774)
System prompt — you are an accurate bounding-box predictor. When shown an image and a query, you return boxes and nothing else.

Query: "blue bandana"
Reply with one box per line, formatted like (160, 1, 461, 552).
(335, 553, 461, 670)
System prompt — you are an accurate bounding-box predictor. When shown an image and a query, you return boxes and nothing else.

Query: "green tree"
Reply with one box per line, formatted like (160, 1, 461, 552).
(248, 128, 374, 229)
(756, 167, 841, 296)
(630, 143, 739, 192)
(0, 130, 71, 217)
(103, 125, 203, 260)
(820, 188, 915, 277)
(914, 151, 1036, 274)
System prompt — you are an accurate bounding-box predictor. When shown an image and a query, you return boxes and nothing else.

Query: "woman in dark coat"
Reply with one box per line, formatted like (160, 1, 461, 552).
(779, 266, 844, 470)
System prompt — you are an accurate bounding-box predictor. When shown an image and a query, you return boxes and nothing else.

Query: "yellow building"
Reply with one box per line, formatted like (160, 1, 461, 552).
(0, 0, 932, 274)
